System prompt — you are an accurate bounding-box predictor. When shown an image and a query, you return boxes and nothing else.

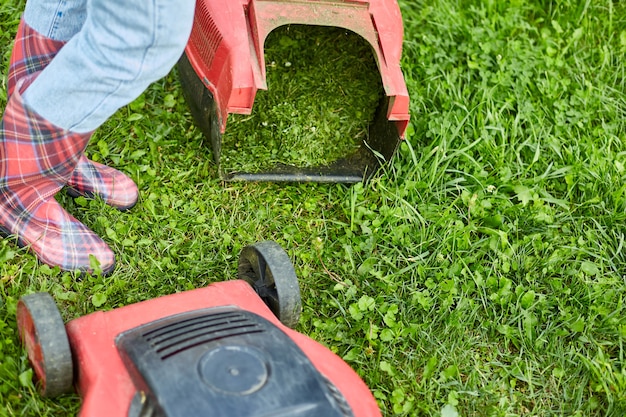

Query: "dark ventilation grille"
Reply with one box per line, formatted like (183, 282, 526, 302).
(321, 375, 355, 417)
(189, 1, 223, 69)
(141, 311, 265, 360)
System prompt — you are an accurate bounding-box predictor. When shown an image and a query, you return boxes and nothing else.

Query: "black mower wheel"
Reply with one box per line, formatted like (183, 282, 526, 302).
(16, 292, 74, 397)
(238, 241, 302, 328)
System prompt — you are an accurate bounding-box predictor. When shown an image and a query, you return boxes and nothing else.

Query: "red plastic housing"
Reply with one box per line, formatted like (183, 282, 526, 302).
(65, 280, 381, 417)
(185, 0, 410, 137)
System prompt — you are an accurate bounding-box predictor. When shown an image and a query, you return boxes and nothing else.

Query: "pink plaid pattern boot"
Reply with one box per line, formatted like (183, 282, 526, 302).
(8, 20, 139, 211)
(0, 78, 115, 274)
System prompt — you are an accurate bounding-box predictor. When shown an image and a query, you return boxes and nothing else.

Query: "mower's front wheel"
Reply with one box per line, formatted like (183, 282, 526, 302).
(16, 292, 74, 397)
(238, 241, 302, 328)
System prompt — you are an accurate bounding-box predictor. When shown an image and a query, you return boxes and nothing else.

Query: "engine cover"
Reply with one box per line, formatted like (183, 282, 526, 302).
(116, 307, 354, 417)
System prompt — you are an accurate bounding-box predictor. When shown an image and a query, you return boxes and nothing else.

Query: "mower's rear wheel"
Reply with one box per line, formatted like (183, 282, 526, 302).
(16, 293, 74, 397)
(238, 241, 302, 328)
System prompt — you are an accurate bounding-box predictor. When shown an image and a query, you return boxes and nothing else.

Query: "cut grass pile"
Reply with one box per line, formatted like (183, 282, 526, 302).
(1, 0, 626, 416)
(220, 24, 383, 173)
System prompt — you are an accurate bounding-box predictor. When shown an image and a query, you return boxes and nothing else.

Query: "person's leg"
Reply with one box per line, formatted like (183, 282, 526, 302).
(8, 0, 85, 98)
(23, 0, 196, 133)
(0, 74, 115, 274)
(10, 0, 139, 210)
(23, 0, 87, 41)
(1, 0, 195, 273)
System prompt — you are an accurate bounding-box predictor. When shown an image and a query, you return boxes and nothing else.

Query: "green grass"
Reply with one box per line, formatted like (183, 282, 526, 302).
(2, 0, 626, 416)
(221, 24, 382, 173)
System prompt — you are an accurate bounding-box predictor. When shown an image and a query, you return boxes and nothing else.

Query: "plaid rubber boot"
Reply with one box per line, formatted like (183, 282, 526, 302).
(8, 20, 139, 211)
(0, 78, 115, 274)
(65, 158, 139, 210)
(6, 20, 65, 98)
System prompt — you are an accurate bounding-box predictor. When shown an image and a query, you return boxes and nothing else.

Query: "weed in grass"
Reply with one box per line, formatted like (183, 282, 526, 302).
(220, 24, 383, 173)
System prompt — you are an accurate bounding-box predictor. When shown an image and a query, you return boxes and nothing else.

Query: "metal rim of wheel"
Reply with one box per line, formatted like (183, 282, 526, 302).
(16, 292, 74, 397)
(238, 241, 302, 328)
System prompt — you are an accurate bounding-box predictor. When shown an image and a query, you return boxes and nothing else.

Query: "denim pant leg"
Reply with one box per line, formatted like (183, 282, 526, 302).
(22, 0, 195, 133)
(23, 0, 87, 41)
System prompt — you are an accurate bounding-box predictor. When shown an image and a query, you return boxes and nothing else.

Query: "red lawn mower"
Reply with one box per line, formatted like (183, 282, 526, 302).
(17, 241, 381, 417)
(177, 0, 410, 182)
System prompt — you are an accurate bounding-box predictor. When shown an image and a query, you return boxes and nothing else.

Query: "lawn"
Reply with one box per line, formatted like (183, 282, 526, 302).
(1, 0, 626, 416)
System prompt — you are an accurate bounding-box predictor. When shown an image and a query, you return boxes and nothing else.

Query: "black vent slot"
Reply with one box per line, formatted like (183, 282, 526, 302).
(141, 310, 264, 360)
(322, 375, 355, 417)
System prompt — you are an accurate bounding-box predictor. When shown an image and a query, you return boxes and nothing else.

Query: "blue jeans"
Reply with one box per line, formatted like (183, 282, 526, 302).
(22, 0, 195, 133)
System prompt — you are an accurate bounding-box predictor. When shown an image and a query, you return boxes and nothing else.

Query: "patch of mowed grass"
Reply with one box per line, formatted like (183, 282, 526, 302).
(2, 0, 626, 416)
(220, 24, 383, 173)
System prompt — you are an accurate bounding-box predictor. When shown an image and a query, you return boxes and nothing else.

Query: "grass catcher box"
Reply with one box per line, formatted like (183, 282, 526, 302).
(178, 0, 410, 182)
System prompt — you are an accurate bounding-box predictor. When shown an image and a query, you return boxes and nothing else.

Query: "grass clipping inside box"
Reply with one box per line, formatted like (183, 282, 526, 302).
(220, 25, 384, 173)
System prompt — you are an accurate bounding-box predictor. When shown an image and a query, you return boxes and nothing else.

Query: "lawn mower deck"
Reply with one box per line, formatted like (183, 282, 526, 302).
(17, 242, 381, 417)
(178, 0, 410, 182)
